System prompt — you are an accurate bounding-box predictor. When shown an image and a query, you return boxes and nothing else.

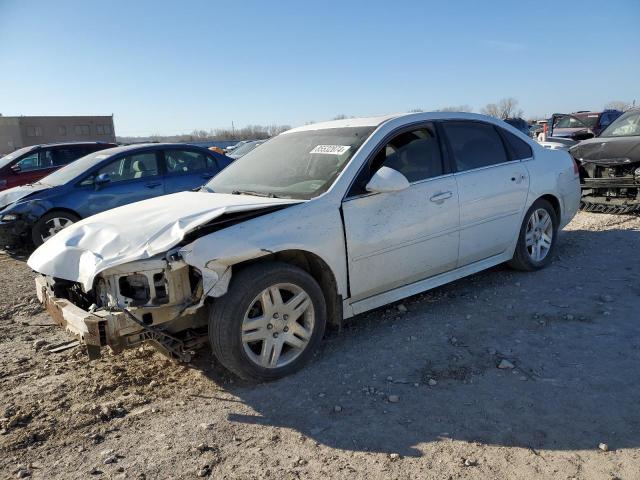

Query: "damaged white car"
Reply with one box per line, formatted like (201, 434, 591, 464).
(28, 112, 581, 381)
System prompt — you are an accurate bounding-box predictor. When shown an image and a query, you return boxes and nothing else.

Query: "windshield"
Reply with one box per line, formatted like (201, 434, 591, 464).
(554, 115, 588, 129)
(574, 113, 600, 128)
(600, 110, 640, 138)
(0, 146, 35, 169)
(205, 126, 375, 199)
(37, 149, 114, 186)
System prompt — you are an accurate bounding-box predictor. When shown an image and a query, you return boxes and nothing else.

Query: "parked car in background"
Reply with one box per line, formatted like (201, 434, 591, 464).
(0, 142, 116, 192)
(27, 112, 580, 381)
(227, 140, 266, 159)
(570, 108, 640, 213)
(503, 117, 530, 136)
(224, 140, 249, 153)
(551, 110, 623, 141)
(0, 143, 232, 246)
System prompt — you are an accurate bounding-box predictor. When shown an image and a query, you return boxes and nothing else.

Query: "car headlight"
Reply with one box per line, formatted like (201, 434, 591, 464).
(635, 167, 640, 177)
(1, 214, 18, 221)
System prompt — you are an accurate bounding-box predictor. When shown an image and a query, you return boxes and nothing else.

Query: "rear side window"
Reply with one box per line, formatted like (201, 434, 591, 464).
(442, 121, 509, 172)
(499, 128, 533, 160)
(164, 149, 208, 174)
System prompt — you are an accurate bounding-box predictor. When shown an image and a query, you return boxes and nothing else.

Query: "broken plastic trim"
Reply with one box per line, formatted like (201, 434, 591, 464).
(123, 309, 194, 362)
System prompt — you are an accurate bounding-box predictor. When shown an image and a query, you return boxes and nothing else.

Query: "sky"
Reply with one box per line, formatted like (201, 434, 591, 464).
(1, 0, 639, 136)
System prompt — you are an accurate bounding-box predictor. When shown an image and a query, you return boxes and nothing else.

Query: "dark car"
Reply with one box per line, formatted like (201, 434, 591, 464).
(551, 110, 623, 141)
(0, 143, 233, 246)
(570, 108, 640, 213)
(503, 117, 530, 136)
(0, 142, 117, 192)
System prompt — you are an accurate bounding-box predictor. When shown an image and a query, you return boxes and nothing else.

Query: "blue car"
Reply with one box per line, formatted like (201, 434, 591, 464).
(0, 143, 233, 246)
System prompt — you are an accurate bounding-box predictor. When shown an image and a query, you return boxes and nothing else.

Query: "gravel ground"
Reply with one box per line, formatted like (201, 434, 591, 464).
(1, 211, 639, 480)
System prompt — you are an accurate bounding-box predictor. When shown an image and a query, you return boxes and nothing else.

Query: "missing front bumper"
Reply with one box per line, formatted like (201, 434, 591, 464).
(35, 276, 205, 361)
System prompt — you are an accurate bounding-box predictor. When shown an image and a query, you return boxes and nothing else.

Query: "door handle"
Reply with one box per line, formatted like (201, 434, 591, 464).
(510, 173, 526, 184)
(145, 182, 161, 188)
(429, 191, 453, 203)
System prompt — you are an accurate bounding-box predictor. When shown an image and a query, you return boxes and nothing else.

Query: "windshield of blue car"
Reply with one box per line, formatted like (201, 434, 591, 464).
(600, 110, 640, 138)
(205, 127, 375, 200)
(0, 146, 35, 169)
(37, 149, 114, 186)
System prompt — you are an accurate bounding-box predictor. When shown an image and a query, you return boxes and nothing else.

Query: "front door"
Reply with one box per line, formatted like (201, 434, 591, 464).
(84, 151, 165, 216)
(342, 124, 460, 302)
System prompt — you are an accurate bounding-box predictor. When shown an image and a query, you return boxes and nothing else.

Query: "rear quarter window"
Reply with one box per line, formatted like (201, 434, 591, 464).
(499, 128, 533, 160)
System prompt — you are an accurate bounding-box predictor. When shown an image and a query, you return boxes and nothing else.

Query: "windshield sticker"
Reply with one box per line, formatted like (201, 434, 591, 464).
(310, 145, 351, 155)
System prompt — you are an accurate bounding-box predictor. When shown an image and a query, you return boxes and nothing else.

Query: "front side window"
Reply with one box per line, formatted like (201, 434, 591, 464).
(206, 126, 375, 199)
(95, 152, 158, 183)
(442, 121, 509, 172)
(15, 152, 41, 171)
(165, 149, 208, 174)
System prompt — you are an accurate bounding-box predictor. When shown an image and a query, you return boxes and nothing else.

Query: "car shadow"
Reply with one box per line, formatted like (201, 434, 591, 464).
(186, 226, 640, 457)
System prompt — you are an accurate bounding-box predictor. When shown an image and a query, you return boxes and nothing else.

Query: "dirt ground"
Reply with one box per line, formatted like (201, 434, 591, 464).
(1, 211, 639, 480)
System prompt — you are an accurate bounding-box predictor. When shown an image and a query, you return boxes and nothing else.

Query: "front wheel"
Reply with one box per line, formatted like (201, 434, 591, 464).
(208, 262, 327, 381)
(32, 211, 81, 246)
(508, 199, 558, 271)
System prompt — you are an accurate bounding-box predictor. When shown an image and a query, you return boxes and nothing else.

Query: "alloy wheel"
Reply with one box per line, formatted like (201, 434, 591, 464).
(525, 208, 553, 262)
(42, 217, 74, 242)
(241, 283, 315, 369)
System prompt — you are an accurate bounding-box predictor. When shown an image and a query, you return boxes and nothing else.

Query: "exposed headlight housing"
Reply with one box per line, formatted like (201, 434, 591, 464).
(0, 214, 18, 222)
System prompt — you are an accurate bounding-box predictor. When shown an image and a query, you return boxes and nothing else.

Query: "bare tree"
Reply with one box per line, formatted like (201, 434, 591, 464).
(481, 98, 523, 119)
(436, 105, 473, 113)
(605, 100, 635, 112)
(408, 108, 424, 113)
(332, 114, 349, 120)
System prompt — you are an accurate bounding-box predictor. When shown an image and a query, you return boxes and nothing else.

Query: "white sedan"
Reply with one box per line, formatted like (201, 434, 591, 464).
(28, 112, 581, 381)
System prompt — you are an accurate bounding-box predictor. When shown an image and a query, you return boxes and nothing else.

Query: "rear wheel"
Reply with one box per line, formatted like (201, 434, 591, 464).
(32, 211, 80, 246)
(208, 262, 327, 381)
(508, 199, 558, 271)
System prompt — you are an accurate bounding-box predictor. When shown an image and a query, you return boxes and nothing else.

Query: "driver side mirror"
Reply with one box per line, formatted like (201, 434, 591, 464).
(94, 173, 111, 189)
(365, 166, 410, 194)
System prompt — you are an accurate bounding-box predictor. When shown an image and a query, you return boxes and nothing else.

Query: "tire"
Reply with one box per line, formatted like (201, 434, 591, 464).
(32, 211, 81, 246)
(508, 199, 558, 271)
(208, 261, 327, 381)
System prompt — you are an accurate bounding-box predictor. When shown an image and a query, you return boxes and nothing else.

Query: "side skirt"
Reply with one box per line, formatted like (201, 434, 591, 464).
(344, 251, 512, 318)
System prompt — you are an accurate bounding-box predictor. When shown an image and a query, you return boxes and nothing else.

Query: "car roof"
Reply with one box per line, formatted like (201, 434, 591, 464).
(282, 111, 525, 135)
(30, 141, 117, 149)
(97, 142, 213, 156)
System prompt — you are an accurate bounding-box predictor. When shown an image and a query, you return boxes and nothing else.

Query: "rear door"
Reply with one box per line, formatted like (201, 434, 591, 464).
(162, 148, 221, 193)
(82, 150, 165, 216)
(441, 120, 530, 267)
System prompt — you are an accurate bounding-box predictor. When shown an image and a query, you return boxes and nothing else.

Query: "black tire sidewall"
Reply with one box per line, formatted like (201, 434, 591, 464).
(209, 262, 327, 381)
(513, 199, 559, 270)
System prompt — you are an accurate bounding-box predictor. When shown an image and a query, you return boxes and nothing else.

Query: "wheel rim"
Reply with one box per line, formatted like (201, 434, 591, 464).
(41, 217, 74, 242)
(241, 283, 315, 369)
(525, 208, 553, 262)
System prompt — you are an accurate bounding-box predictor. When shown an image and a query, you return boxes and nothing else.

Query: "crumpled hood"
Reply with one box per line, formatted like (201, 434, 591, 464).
(27, 191, 299, 290)
(570, 136, 640, 165)
(0, 183, 50, 210)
